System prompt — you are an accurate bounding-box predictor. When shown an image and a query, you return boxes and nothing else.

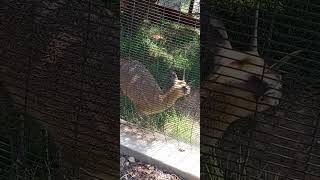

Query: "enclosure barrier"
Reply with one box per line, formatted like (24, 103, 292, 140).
(201, 0, 320, 179)
(1, 0, 320, 179)
(120, 0, 200, 178)
(120, 0, 200, 145)
(0, 0, 119, 179)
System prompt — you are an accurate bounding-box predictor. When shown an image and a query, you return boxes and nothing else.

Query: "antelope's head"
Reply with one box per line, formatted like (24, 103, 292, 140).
(169, 70, 191, 98)
(204, 1, 289, 113)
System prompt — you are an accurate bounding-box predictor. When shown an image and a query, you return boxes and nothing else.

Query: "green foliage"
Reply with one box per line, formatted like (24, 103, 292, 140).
(162, 108, 198, 144)
(121, 95, 199, 144)
(180, 0, 191, 13)
(121, 20, 200, 89)
(120, 17, 200, 143)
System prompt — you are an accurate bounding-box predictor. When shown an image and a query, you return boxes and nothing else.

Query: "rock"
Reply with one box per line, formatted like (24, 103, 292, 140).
(125, 162, 129, 166)
(128, 156, 135, 163)
(120, 157, 126, 166)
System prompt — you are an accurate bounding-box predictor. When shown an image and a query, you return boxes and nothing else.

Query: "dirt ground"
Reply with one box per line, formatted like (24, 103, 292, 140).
(120, 155, 184, 180)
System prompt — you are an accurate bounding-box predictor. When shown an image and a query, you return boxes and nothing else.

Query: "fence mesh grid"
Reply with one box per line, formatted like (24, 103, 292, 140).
(201, 0, 320, 179)
(1, 0, 320, 179)
(120, 0, 200, 147)
(0, 0, 119, 179)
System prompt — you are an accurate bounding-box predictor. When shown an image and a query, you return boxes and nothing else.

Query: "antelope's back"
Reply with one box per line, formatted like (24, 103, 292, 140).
(120, 58, 162, 105)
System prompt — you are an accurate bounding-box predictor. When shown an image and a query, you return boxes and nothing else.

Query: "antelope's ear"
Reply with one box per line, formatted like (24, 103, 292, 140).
(169, 70, 178, 81)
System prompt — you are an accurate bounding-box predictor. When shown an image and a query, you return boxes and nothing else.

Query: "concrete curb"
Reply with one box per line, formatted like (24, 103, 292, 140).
(120, 119, 200, 180)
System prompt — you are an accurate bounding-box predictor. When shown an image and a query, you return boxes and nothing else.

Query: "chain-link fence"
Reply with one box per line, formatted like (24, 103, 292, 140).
(120, 0, 200, 147)
(201, 0, 320, 179)
(0, 0, 119, 179)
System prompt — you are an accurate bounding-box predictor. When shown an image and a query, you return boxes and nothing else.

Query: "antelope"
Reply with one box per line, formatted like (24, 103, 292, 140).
(120, 58, 191, 116)
(201, 2, 301, 146)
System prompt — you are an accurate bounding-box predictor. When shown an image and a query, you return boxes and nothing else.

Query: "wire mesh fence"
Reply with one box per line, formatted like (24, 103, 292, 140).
(0, 0, 119, 179)
(2, 0, 319, 179)
(201, 0, 320, 179)
(120, 0, 200, 146)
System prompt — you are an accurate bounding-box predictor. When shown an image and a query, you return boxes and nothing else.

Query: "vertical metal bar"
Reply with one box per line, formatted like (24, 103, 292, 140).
(188, 0, 195, 14)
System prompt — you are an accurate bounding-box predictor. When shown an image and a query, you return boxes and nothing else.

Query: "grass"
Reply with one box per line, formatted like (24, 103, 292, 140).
(120, 18, 200, 144)
(159, 108, 198, 144)
(120, 96, 199, 145)
(121, 19, 200, 88)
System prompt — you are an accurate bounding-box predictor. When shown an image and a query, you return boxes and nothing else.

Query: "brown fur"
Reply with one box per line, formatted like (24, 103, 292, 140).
(201, 2, 285, 146)
(202, 61, 282, 145)
(120, 58, 190, 116)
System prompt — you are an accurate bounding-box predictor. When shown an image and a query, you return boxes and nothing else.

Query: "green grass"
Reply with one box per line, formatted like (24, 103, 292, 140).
(162, 108, 199, 144)
(121, 19, 200, 88)
(120, 96, 199, 145)
(120, 18, 200, 144)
